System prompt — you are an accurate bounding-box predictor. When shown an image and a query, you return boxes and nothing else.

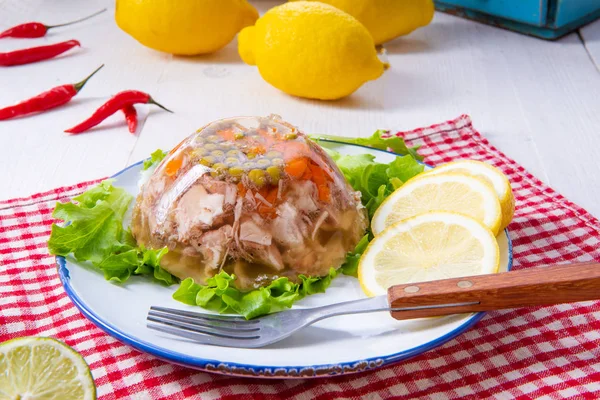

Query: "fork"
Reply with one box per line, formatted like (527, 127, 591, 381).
(147, 261, 600, 348)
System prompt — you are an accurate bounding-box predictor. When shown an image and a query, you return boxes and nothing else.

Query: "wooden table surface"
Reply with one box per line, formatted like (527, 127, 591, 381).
(2, 0, 600, 217)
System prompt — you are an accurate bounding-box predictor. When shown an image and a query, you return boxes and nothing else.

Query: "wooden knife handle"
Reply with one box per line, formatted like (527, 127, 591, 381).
(387, 262, 600, 320)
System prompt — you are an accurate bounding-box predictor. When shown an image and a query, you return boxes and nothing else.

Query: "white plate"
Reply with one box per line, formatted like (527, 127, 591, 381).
(57, 142, 512, 378)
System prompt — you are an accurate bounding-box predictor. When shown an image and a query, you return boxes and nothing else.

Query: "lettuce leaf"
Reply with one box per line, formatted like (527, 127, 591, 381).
(387, 154, 426, 183)
(143, 149, 168, 170)
(49, 180, 132, 263)
(173, 268, 340, 319)
(339, 234, 370, 277)
(311, 130, 423, 161)
(330, 151, 424, 219)
(316, 132, 425, 218)
(48, 180, 175, 285)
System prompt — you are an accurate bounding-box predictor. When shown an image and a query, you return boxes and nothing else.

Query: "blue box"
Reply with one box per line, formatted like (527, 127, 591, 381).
(434, 0, 600, 39)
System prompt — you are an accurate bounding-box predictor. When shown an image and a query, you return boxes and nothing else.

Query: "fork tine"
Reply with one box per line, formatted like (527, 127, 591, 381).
(147, 314, 261, 339)
(148, 310, 260, 333)
(150, 306, 260, 326)
(147, 323, 260, 348)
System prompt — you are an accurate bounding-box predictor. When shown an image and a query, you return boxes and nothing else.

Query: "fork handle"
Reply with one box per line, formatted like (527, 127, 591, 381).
(387, 261, 600, 320)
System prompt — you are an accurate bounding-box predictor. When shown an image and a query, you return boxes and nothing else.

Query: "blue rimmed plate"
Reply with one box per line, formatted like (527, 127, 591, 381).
(57, 142, 512, 378)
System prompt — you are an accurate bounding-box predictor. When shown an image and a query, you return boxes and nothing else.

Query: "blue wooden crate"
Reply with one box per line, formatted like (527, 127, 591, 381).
(434, 0, 600, 39)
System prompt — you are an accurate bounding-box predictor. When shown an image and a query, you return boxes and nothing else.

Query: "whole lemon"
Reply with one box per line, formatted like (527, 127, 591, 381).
(238, 2, 385, 100)
(290, 0, 434, 45)
(116, 0, 258, 55)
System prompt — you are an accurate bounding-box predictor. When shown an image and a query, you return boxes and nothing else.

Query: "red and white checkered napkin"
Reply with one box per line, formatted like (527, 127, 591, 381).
(2, 115, 600, 399)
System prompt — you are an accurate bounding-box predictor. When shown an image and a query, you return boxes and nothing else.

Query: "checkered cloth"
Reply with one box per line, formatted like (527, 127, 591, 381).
(2, 115, 600, 399)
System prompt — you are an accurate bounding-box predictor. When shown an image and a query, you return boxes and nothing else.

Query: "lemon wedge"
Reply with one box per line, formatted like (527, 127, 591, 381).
(359, 212, 500, 296)
(372, 172, 502, 236)
(426, 160, 515, 230)
(0, 337, 96, 400)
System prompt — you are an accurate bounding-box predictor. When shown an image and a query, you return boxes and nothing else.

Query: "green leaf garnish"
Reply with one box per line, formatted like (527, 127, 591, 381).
(143, 149, 168, 170)
(173, 268, 340, 319)
(311, 129, 423, 161)
(48, 180, 175, 285)
(329, 150, 424, 219)
(339, 234, 370, 277)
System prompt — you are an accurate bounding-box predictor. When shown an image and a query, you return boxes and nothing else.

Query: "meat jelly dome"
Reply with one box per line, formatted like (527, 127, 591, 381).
(132, 115, 367, 290)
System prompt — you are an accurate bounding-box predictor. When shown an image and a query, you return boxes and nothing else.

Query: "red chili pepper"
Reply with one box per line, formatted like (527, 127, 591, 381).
(0, 64, 103, 121)
(0, 40, 81, 67)
(66, 91, 172, 134)
(122, 105, 138, 134)
(0, 9, 106, 39)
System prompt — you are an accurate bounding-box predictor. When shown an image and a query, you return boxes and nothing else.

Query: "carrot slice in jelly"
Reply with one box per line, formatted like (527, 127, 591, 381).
(165, 158, 182, 176)
(237, 182, 247, 198)
(285, 157, 308, 179)
(318, 184, 331, 203)
(309, 162, 328, 185)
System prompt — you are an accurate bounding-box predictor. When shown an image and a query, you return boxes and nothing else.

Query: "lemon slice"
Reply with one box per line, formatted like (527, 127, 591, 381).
(372, 172, 502, 236)
(0, 337, 96, 400)
(359, 212, 500, 296)
(426, 160, 514, 230)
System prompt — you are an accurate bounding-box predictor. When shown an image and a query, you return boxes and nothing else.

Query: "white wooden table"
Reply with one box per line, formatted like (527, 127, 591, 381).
(2, 1, 600, 217)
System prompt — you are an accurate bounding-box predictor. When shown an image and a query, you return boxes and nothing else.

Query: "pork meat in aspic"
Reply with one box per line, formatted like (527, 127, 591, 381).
(132, 115, 367, 291)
